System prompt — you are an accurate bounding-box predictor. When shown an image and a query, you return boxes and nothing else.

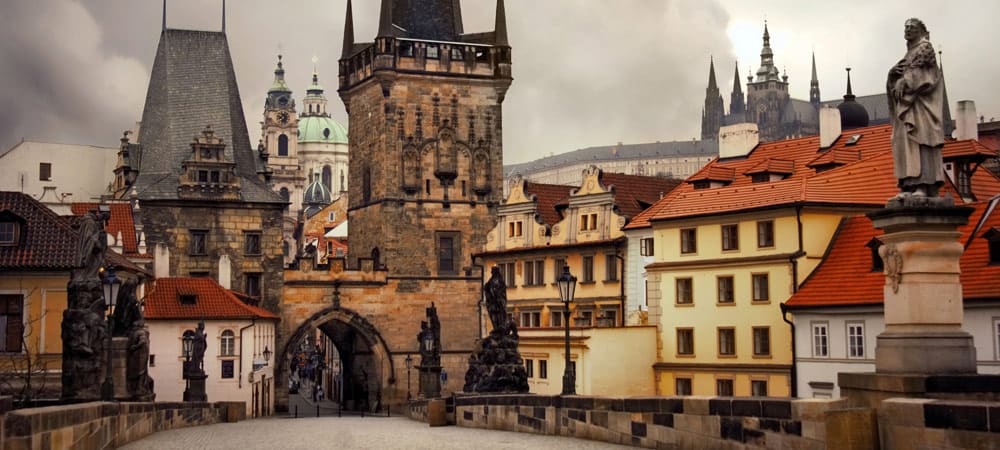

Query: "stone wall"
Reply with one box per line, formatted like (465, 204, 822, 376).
(2, 401, 244, 450)
(450, 394, 841, 449)
(879, 398, 1000, 450)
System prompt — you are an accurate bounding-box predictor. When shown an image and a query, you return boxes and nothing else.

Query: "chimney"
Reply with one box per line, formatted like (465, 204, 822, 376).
(218, 254, 232, 289)
(955, 100, 978, 141)
(718, 123, 759, 158)
(154, 243, 170, 279)
(819, 106, 842, 148)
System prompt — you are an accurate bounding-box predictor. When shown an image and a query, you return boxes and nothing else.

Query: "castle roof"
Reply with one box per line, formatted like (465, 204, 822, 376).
(131, 29, 282, 204)
(504, 140, 718, 178)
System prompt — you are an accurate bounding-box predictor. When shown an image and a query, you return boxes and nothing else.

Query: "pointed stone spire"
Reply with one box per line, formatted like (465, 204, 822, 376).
(708, 56, 718, 90)
(756, 21, 779, 82)
(730, 61, 745, 115)
(702, 56, 724, 140)
(809, 52, 821, 106)
(162, 0, 167, 30)
(939, 50, 955, 137)
(342, 0, 355, 58)
(377, 0, 395, 37)
(494, 0, 509, 46)
(222, 0, 226, 32)
(453, 0, 464, 36)
(845, 67, 854, 98)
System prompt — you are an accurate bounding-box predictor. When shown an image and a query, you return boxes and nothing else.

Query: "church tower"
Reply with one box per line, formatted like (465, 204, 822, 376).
(700, 57, 725, 140)
(729, 61, 745, 119)
(745, 22, 790, 142)
(338, 0, 511, 276)
(809, 52, 821, 107)
(262, 55, 305, 265)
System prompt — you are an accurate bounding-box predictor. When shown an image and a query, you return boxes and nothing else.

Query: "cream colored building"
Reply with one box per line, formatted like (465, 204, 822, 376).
(0, 140, 118, 214)
(479, 166, 679, 395)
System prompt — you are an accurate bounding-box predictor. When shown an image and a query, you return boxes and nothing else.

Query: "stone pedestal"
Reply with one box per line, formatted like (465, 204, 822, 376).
(111, 337, 128, 400)
(867, 205, 976, 375)
(184, 374, 207, 402)
(418, 365, 441, 399)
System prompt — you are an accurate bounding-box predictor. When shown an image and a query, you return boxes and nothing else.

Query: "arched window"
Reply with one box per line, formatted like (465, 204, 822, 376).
(322, 165, 333, 192)
(363, 166, 372, 203)
(278, 134, 289, 156)
(282, 240, 290, 258)
(279, 187, 290, 205)
(340, 170, 345, 193)
(220, 330, 235, 356)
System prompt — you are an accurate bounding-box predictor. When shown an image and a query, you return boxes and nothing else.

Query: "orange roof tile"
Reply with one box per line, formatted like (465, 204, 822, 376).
(71, 202, 138, 255)
(745, 158, 795, 175)
(144, 278, 280, 320)
(786, 200, 998, 308)
(627, 124, 1000, 229)
(599, 172, 682, 219)
(0, 191, 79, 270)
(687, 164, 736, 183)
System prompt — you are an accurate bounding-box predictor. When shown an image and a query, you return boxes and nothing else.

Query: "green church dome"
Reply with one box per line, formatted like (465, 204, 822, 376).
(298, 115, 348, 144)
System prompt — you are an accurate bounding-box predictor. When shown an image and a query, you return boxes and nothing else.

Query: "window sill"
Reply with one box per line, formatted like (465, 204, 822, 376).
(674, 302, 695, 307)
(751, 300, 771, 305)
(579, 281, 597, 285)
(716, 302, 736, 306)
(675, 353, 696, 358)
(718, 354, 737, 359)
(752, 354, 772, 359)
(603, 280, 620, 284)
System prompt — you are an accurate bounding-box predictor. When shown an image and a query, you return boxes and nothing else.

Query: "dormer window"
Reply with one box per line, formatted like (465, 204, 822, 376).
(866, 238, 884, 272)
(693, 180, 710, 190)
(180, 294, 197, 305)
(0, 222, 18, 245)
(751, 173, 770, 184)
(983, 228, 1000, 265)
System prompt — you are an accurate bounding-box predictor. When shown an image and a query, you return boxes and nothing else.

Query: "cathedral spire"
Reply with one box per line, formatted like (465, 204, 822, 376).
(377, 0, 395, 37)
(730, 61, 745, 116)
(701, 56, 724, 140)
(755, 21, 780, 82)
(708, 56, 718, 90)
(342, 0, 355, 58)
(221, 0, 226, 32)
(162, 0, 167, 31)
(494, 0, 509, 46)
(809, 52, 821, 106)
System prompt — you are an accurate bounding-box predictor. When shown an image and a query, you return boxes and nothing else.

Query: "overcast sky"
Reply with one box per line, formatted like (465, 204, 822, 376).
(1, 1, 997, 165)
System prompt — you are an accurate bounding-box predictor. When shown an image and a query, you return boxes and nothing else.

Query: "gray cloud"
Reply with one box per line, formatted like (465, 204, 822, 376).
(1, 1, 997, 167)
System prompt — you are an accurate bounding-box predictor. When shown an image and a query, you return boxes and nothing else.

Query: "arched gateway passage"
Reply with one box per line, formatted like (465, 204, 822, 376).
(277, 307, 395, 413)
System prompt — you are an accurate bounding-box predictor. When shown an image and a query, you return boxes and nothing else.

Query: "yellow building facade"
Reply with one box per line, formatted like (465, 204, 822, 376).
(480, 167, 679, 395)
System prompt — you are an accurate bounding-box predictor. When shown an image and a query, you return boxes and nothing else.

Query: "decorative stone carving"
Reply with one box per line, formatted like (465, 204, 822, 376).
(880, 244, 903, 294)
(463, 268, 529, 393)
(62, 209, 108, 402)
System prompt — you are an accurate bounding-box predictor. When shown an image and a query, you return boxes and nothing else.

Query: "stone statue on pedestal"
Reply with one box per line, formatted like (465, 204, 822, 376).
(887, 18, 946, 202)
(463, 267, 528, 393)
(417, 303, 442, 398)
(183, 321, 208, 402)
(113, 278, 155, 401)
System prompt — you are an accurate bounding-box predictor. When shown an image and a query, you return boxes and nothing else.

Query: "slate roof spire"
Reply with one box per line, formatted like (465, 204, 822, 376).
(494, 0, 509, 46)
(342, 0, 355, 58)
(379, 0, 464, 41)
(377, 0, 397, 38)
(755, 21, 780, 82)
(730, 60, 745, 115)
(809, 52, 821, 106)
(708, 56, 718, 90)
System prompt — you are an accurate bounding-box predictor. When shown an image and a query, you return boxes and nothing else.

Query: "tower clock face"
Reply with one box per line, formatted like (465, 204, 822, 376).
(278, 112, 289, 124)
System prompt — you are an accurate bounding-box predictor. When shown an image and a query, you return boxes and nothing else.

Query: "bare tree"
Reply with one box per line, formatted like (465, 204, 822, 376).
(0, 309, 56, 407)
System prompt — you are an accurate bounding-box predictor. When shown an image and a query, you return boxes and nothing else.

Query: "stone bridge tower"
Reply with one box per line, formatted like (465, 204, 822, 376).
(276, 0, 511, 413)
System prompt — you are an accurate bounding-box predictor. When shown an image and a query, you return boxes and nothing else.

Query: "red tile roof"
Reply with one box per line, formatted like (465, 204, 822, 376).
(0, 191, 79, 270)
(523, 182, 574, 226)
(70, 202, 139, 255)
(628, 124, 1000, 229)
(786, 199, 999, 308)
(745, 158, 795, 175)
(687, 165, 737, 183)
(144, 278, 280, 320)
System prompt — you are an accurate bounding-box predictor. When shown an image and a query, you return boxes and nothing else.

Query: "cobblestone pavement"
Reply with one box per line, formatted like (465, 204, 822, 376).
(119, 415, 633, 450)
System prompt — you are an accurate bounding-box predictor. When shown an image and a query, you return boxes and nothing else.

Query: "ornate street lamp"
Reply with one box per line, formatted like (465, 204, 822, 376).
(182, 333, 194, 362)
(101, 266, 121, 401)
(262, 346, 272, 366)
(404, 354, 413, 400)
(557, 265, 577, 396)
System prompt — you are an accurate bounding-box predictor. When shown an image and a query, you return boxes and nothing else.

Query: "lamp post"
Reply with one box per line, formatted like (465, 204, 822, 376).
(557, 265, 577, 396)
(262, 346, 272, 366)
(101, 266, 121, 401)
(404, 354, 413, 400)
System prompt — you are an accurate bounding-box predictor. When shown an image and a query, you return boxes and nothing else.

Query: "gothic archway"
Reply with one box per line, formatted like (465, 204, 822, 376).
(277, 307, 395, 413)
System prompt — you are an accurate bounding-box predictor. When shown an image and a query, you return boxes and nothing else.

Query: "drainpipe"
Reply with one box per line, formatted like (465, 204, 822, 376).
(780, 303, 797, 398)
(615, 243, 625, 327)
(472, 257, 485, 338)
(238, 319, 256, 389)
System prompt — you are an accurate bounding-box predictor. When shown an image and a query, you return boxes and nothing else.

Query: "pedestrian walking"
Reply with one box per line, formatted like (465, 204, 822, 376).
(317, 385, 325, 401)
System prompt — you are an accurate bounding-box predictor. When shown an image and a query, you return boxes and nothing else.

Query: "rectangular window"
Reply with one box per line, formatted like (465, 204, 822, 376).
(639, 237, 654, 256)
(210, 171, 220, 183)
(0, 295, 24, 353)
(812, 323, 829, 357)
(39, 163, 52, 181)
(717, 276, 735, 304)
(221, 360, 235, 379)
(498, 262, 516, 288)
(579, 214, 588, 231)
(680, 228, 697, 254)
(508, 222, 515, 237)
(582, 256, 594, 283)
(604, 254, 618, 282)
(519, 311, 540, 328)
(525, 359, 534, 378)
(751, 380, 768, 397)
(244, 232, 262, 255)
(718, 328, 736, 356)
(752, 274, 769, 302)
(539, 360, 548, 379)
(675, 278, 693, 305)
(753, 327, 771, 357)
(552, 258, 567, 283)
(575, 310, 593, 327)
(848, 323, 865, 358)
(589, 213, 598, 230)
(522, 260, 545, 286)
(516, 221, 523, 237)
(722, 224, 739, 251)
(675, 378, 692, 396)
(436, 233, 459, 274)
(598, 308, 617, 327)
(717, 379, 734, 396)
(0, 223, 17, 245)
(245, 273, 261, 298)
(190, 230, 208, 255)
(198, 170, 209, 183)
(676, 328, 694, 355)
(995, 319, 1000, 360)
(757, 221, 775, 248)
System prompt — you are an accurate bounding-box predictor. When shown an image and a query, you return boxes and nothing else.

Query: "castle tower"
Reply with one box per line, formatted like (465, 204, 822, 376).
(700, 57, 725, 140)
(745, 22, 791, 142)
(338, 0, 511, 277)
